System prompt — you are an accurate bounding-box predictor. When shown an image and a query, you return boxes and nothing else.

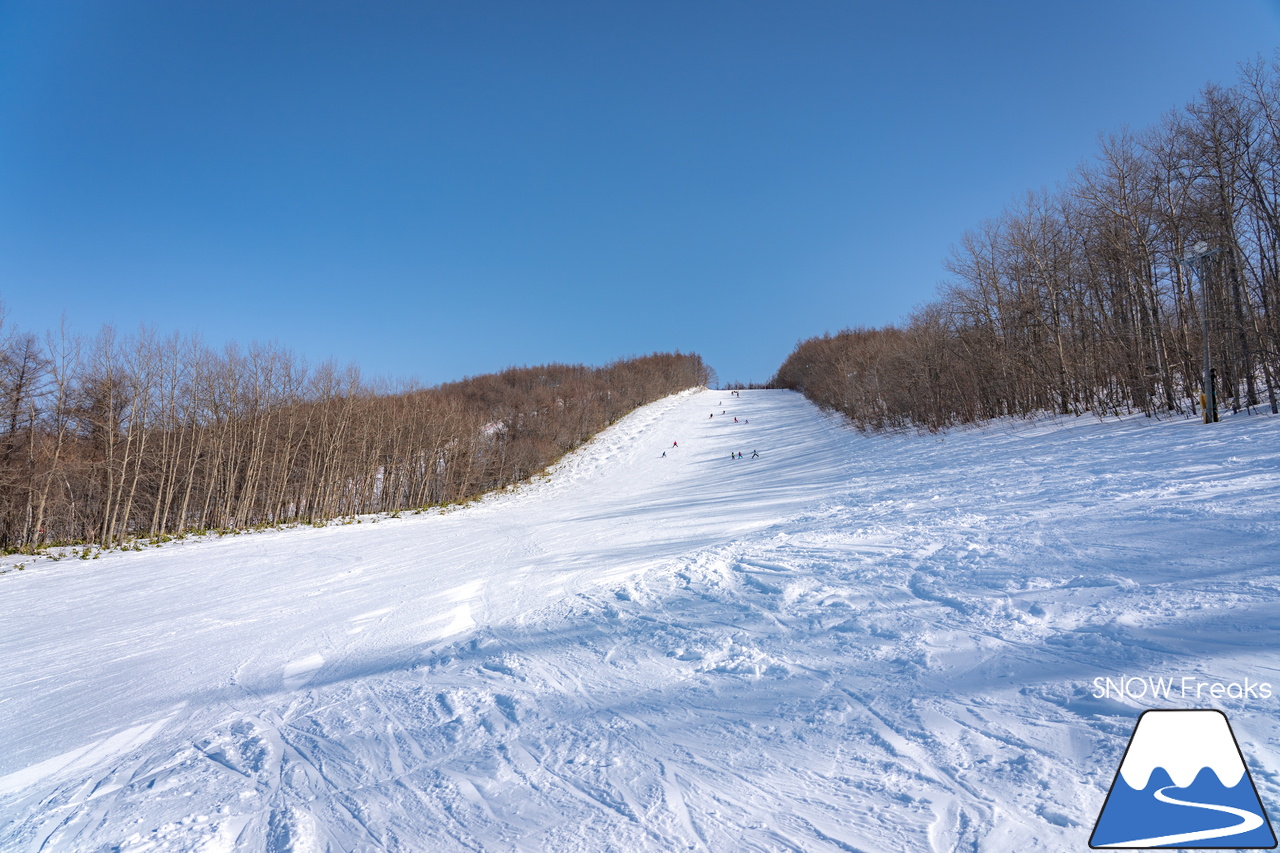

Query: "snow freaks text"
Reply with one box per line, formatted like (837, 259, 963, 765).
(1092, 675, 1274, 702)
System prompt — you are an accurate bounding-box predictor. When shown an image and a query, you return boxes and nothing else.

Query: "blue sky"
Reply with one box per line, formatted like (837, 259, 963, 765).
(2, 2, 1279, 386)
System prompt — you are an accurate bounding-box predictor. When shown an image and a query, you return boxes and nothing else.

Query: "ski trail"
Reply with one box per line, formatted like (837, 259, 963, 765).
(1101, 785, 1265, 848)
(2, 390, 1279, 850)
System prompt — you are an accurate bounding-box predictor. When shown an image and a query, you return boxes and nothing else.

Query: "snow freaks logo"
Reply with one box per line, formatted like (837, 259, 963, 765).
(1090, 710, 1277, 849)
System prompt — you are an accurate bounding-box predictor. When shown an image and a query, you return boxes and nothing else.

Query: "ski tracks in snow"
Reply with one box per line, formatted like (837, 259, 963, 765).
(3, 390, 1279, 851)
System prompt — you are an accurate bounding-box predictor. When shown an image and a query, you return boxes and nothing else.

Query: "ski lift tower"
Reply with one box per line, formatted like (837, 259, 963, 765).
(1180, 241, 1223, 424)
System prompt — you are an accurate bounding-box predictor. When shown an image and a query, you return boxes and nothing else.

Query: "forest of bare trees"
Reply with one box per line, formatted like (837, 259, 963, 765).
(0, 317, 709, 553)
(773, 58, 1280, 432)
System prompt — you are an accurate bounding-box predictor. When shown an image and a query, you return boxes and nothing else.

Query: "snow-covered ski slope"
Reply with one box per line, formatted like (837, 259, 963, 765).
(2, 388, 1278, 852)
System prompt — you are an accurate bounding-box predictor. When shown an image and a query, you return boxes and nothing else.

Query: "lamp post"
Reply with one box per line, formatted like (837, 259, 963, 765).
(1180, 241, 1222, 424)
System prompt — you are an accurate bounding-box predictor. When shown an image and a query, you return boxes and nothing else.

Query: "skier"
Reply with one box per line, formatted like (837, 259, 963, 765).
(734, 417, 738, 423)
(672, 441, 678, 448)
(751, 450, 759, 458)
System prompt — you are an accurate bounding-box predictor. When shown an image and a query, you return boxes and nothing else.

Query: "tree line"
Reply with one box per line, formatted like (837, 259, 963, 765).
(773, 57, 1280, 431)
(0, 317, 709, 552)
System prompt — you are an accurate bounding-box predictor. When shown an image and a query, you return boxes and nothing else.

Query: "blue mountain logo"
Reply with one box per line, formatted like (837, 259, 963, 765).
(1091, 709, 1276, 849)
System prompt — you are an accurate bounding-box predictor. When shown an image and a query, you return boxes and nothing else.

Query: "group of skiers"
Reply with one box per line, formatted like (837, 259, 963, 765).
(662, 396, 760, 460)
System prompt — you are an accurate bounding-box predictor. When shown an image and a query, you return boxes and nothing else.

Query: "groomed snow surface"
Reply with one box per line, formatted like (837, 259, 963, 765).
(2, 388, 1278, 852)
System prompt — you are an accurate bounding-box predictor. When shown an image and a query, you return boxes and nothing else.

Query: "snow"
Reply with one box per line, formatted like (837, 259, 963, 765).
(1, 388, 1278, 851)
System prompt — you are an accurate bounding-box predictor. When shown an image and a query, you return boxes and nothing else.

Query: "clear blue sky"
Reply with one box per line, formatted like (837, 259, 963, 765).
(3, 2, 1279, 386)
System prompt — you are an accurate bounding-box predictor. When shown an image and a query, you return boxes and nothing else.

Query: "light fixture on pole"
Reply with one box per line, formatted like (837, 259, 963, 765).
(1180, 241, 1222, 424)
